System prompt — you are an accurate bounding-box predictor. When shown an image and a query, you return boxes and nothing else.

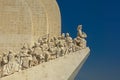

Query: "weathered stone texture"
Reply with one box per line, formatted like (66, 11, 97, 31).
(0, 47, 90, 80)
(0, 0, 61, 53)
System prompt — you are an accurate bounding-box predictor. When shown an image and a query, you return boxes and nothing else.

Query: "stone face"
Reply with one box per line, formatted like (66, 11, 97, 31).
(0, 47, 90, 80)
(0, 0, 61, 53)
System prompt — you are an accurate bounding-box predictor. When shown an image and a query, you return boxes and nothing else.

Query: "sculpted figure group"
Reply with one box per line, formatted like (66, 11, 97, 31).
(0, 25, 87, 78)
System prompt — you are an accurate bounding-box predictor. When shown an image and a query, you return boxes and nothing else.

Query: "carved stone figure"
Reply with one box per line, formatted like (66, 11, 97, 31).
(19, 46, 30, 70)
(60, 33, 67, 47)
(27, 51, 33, 68)
(65, 33, 74, 53)
(30, 55, 38, 66)
(80, 38, 87, 49)
(61, 33, 65, 39)
(53, 37, 59, 47)
(7, 51, 16, 74)
(73, 37, 82, 51)
(33, 42, 43, 64)
(0, 55, 2, 77)
(76, 25, 87, 49)
(49, 38, 55, 48)
(59, 41, 66, 56)
(74, 37, 81, 46)
(41, 38, 49, 51)
(2, 53, 9, 76)
(14, 55, 22, 72)
(77, 25, 87, 38)
(66, 33, 73, 45)
(0, 26, 88, 78)
(43, 51, 50, 62)
(48, 40, 57, 60)
(56, 46, 61, 58)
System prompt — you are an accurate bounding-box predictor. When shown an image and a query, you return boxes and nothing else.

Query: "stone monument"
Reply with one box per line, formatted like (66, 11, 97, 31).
(0, 0, 90, 80)
(0, 0, 61, 53)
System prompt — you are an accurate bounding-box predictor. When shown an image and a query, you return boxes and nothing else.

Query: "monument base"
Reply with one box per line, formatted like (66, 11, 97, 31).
(0, 47, 90, 80)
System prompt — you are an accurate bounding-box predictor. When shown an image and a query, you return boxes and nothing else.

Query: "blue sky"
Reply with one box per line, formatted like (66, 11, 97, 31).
(57, 0, 120, 80)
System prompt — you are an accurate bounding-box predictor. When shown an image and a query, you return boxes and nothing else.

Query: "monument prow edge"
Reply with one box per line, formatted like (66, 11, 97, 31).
(0, 47, 90, 80)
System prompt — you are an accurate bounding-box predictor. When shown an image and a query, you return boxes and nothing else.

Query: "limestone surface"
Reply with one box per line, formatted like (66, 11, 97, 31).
(0, 47, 90, 80)
(0, 1, 90, 80)
(0, 0, 61, 53)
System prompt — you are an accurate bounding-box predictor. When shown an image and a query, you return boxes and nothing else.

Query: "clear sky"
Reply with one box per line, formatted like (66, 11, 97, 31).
(57, 0, 120, 80)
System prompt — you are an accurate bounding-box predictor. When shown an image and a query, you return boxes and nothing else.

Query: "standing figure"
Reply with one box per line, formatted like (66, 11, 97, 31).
(0, 55, 2, 77)
(49, 38, 55, 48)
(27, 49, 33, 67)
(41, 37, 49, 51)
(33, 42, 43, 64)
(19, 45, 30, 70)
(53, 37, 59, 47)
(14, 55, 22, 72)
(48, 38, 57, 60)
(56, 42, 62, 58)
(2, 53, 9, 76)
(61, 33, 67, 47)
(7, 51, 16, 74)
(66, 33, 74, 53)
(60, 33, 68, 54)
(41, 37, 50, 62)
(59, 41, 66, 56)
